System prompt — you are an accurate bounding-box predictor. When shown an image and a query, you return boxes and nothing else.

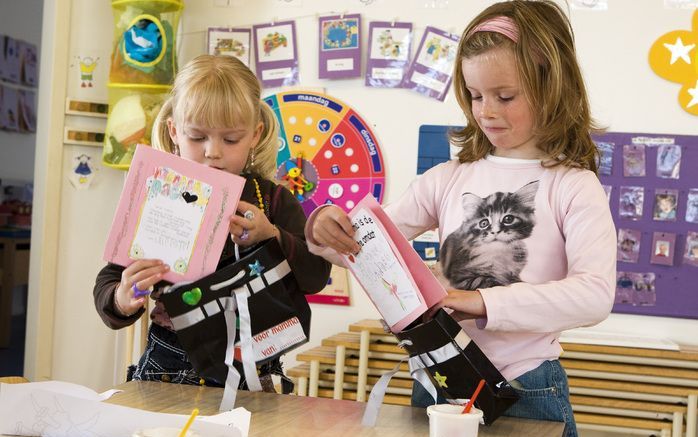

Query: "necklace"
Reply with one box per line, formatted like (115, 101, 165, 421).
(252, 178, 264, 213)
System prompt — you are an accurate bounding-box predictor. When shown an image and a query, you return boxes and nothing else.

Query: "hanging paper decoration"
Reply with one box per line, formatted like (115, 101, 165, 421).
(208, 27, 252, 67)
(649, 9, 698, 115)
(253, 20, 300, 88)
(264, 90, 386, 216)
(365, 21, 413, 88)
(402, 26, 459, 101)
(318, 14, 362, 79)
(69, 151, 99, 190)
(103, 0, 183, 170)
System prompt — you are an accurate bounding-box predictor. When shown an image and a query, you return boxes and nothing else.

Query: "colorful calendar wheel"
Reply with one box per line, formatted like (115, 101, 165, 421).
(264, 91, 386, 216)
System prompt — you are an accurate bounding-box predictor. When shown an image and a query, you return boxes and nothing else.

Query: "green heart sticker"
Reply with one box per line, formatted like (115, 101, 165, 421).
(182, 287, 202, 306)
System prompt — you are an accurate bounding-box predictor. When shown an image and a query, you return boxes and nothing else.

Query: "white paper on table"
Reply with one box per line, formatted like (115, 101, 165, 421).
(345, 208, 422, 327)
(0, 383, 249, 437)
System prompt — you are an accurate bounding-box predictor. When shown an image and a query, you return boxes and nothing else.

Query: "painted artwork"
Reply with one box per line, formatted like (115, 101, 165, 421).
(208, 28, 251, 67)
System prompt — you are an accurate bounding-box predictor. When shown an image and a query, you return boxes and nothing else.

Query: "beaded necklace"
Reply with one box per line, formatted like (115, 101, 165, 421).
(252, 178, 265, 214)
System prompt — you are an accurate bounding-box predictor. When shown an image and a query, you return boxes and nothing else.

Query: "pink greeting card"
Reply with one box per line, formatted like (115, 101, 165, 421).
(103, 144, 245, 283)
(342, 194, 447, 332)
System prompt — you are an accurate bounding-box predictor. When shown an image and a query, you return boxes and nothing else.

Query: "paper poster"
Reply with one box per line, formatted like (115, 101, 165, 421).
(402, 26, 459, 101)
(344, 208, 423, 327)
(19, 41, 38, 86)
(18, 90, 36, 132)
(0, 36, 21, 83)
(650, 231, 676, 266)
(318, 14, 362, 79)
(103, 145, 245, 283)
(306, 264, 351, 305)
(0, 85, 19, 131)
(617, 228, 641, 263)
(684, 231, 698, 267)
(365, 21, 412, 88)
(253, 20, 299, 88)
(208, 27, 251, 67)
(595, 141, 614, 175)
(687, 189, 698, 223)
(653, 188, 679, 221)
(656, 144, 682, 178)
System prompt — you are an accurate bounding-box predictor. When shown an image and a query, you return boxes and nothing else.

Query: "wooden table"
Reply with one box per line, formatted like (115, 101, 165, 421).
(0, 235, 30, 348)
(106, 381, 564, 436)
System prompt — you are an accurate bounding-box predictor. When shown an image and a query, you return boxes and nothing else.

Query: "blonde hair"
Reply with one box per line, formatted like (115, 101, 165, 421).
(152, 55, 279, 179)
(451, 0, 602, 173)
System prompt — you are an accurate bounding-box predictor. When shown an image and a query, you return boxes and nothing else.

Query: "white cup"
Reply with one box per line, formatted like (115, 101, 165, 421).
(426, 404, 483, 437)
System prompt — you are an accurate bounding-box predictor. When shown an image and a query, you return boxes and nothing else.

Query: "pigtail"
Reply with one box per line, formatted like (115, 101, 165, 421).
(248, 102, 280, 180)
(151, 97, 177, 155)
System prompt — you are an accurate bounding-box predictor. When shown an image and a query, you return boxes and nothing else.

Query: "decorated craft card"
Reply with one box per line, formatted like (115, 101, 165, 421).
(365, 21, 413, 88)
(318, 14, 362, 79)
(252, 20, 299, 88)
(402, 26, 459, 101)
(208, 27, 251, 67)
(343, 194, 447, 332)
(103, 144, 245, 283)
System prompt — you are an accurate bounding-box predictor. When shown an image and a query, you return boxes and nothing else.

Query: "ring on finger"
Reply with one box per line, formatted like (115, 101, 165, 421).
(244, 210, 254, 220)
(240, 229, 249, 241)
(132, 283, 153, 298)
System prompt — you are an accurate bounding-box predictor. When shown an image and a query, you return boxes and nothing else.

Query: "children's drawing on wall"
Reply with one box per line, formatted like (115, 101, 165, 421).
(69, 151, 99, 190)
(633, 272, 656, 306)
(371, 27, 409, 60)
(653, 189, 678, 221)
(622, 144, 646, 177)
(419, 32, 456, 74)
(617, 228, 641, 263)
(686, 188, 698, 223)
(18, 90, 36, 132)
(618, 186, 644, 220)
(602, 184, 612, 203)
(207, 28, 251, 67)
(648, 8, 698, 115)
(19, 41, 38, 86)
(257, 25, 293, 61)
(321, 18, 360, 51)
(595, 141, 614, 175)
(0, 36, 21, 83)
(76, 56, 99, 88)
(685, 231, 698, 267)
(656, 144, 682, 178)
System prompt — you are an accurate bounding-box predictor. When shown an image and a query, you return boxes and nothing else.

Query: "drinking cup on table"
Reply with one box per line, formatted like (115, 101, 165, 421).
(426, 404, 483, 437)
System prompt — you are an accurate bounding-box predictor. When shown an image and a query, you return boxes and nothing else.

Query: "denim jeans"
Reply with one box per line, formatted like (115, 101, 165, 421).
(411, 359, 577, 437)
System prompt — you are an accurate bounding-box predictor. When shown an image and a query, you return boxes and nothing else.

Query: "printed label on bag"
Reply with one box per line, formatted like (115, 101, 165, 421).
(234, 317, 307, 362)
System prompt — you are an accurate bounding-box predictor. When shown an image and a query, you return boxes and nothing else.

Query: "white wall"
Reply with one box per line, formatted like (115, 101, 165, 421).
(0, 0, 43, 182)
(33, 0, 698, 403)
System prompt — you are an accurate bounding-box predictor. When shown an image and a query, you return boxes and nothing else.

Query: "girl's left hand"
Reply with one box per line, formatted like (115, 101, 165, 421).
(229, 200, 280, 247)
(426, 289, 487, 322)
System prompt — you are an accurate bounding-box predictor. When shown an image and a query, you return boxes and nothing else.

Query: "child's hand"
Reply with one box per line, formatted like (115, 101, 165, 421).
(229, 200, 279, 247)
(426, 289, 487, 322)
(312, 205, 360, 255)
(115, 259, 169, 316)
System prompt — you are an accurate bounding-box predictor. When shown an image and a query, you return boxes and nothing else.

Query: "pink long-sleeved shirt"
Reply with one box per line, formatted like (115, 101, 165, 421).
(307, 155, 616, 381)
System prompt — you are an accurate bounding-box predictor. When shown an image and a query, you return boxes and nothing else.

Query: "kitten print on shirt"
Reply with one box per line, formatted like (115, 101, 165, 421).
(440, 180, 539, 290)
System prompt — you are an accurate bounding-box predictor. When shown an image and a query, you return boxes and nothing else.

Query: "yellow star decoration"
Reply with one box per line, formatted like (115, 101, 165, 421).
(433, 371, 448, 388)
(649, 9, 698, 115)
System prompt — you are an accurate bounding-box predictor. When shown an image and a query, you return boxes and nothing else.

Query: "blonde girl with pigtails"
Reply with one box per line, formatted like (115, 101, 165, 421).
(94, 54, 331, 390)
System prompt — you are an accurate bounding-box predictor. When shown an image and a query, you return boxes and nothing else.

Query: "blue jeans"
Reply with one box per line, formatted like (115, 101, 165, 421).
(411, 359, 577, 437)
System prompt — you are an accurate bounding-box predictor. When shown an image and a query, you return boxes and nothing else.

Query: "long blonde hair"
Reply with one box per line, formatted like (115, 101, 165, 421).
(451, 0, 601, 173)
(152, 55, 279, 179)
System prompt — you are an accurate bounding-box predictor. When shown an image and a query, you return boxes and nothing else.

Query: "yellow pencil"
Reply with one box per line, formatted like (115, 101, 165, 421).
(178, 408, 199, 437)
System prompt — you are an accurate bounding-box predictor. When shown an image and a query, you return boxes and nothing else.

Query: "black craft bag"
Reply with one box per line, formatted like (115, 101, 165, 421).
(160, 238, 310, 385)
(394, 309, 518, 425)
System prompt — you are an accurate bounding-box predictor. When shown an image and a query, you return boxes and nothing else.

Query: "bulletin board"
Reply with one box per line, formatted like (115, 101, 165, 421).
(416, 125, 698, 320)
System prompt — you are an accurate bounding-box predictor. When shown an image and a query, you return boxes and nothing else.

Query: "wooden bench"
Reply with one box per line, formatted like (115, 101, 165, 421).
(288, 320, 698, 437)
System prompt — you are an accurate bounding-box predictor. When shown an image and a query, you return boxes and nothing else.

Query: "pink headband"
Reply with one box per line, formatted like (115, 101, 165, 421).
(467, 16, 519, 43)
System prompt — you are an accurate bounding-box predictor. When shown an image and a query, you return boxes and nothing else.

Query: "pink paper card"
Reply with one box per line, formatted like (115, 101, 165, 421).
(103, 144, 245, 283)
(342, 194, 447, 332)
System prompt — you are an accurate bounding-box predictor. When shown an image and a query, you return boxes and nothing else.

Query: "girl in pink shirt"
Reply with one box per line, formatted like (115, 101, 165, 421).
(307, 2, 615, 435)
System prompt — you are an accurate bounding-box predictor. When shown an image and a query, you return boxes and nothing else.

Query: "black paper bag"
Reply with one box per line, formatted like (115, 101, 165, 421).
(160, 238, 309, 385)
(395, 309, 518, 425)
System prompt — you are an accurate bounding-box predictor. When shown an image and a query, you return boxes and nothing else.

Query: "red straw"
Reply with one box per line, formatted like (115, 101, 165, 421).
(462, 379, 486, 414)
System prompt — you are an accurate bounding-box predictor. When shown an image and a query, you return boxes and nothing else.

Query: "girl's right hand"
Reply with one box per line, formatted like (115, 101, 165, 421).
(312, 205, 360, 255)
(114, 259, 169, 316)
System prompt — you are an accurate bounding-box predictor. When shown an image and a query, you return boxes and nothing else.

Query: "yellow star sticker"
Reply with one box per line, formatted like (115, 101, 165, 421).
(649, 9, 698, 115)
(433, 372, 448, 388)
